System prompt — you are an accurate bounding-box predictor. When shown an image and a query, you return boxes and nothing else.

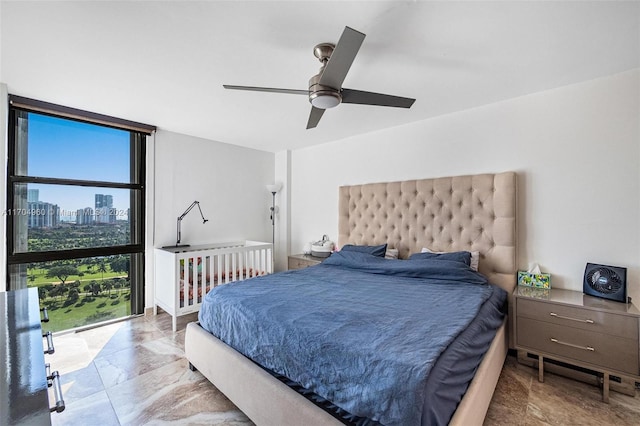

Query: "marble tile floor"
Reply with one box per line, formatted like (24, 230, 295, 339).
(47, 312, 640, 425)
(48, 311, 251, 426)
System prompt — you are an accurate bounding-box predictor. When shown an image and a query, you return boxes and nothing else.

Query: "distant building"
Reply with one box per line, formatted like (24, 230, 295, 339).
(76, 207, 94, 225)
(27, 189, 39, 203)
(27, 201, 59, 228)
(95, 194, 115, 224)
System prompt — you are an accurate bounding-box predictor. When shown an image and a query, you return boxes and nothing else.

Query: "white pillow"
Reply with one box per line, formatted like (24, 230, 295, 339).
(385, 248, 399, 259)
(421, 247, 479, 271)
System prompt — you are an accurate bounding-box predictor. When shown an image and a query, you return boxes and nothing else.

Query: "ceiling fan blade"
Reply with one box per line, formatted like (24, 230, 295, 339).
(318, 27, 365, 89)
(341, 88, 416, 108)
(223, 85, 308, 95)
(306, 106, 325, 129)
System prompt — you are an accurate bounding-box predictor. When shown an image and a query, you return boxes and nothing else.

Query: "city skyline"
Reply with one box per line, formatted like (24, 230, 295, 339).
(27, 189, 128, 225)
(25, 185, 129, 221)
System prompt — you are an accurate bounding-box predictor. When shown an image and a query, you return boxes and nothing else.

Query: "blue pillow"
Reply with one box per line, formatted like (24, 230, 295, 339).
(341, 243, 387, 258)
(409, 250, 472, 266)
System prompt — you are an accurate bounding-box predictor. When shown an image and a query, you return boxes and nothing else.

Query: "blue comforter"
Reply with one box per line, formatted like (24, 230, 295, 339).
(199, 251, 506, 425)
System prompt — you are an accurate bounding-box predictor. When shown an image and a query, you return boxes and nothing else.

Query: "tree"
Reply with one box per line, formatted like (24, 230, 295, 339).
(58, 284, 69, 298)
(37, 286, 47, 302)
(97, 259, 108, 281)
(121, 278, 130, 294)
(112, 278, 122, 294)
(67, 288, 79, 303)
(45, 265, 79, 285)
(89, 280, 102, 296)
(109, 257, 129, 277)
(83, 283, 92, 295)
(103, 280, 113, 295)
(48, 285, 63, 301)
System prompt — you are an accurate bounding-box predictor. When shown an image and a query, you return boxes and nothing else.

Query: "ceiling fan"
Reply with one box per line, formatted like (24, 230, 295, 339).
(223, 26, 416, 129)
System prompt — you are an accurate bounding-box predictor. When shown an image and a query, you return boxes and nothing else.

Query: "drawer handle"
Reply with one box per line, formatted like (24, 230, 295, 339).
(549, 312, 594, 324)
(550, 338, 595, 352)
(40, 307, 49, 323)
(49, 371, 66, 413)
(43, 331, 55, 355)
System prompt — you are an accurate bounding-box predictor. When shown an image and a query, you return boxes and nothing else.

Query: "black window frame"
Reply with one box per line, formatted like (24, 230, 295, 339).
(5, 96, 154, 315)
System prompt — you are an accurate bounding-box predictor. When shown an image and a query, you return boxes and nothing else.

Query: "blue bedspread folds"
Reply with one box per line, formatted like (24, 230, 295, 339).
(199, 251, 507, 426)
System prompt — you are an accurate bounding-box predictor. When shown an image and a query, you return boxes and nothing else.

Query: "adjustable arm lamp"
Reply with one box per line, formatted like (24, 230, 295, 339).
(164, 200, 208, 248)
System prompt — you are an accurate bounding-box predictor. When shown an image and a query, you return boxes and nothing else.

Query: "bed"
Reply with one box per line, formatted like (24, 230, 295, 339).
(185, 171, 517, 425)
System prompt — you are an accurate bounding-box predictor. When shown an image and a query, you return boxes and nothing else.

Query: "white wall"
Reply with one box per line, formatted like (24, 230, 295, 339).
(149, 130, 274, 307)
(0, 83, 7, 291)
(273, 150, 291, 272)
(291, 70, 640, 303)
(153, 130, 274, 247)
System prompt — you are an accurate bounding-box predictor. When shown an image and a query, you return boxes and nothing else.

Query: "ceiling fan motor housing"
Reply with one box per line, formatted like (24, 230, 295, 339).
(308, 73, 342, 109)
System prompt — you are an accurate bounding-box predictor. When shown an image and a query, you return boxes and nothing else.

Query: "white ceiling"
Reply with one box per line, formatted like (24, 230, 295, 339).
(1, 1, 639, 153)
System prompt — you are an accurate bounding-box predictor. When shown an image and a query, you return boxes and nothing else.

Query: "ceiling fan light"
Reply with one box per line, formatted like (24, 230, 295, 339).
(310, 92, 342, 109)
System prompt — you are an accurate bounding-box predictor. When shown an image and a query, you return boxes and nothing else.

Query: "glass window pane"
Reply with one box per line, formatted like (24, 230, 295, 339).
(9, 255, 133, 332)
(8, 103, 145, 324)
(16, 112, 134, 183)
(12, 183, 140, 253)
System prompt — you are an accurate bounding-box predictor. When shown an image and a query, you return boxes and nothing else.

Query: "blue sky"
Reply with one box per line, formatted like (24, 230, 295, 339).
(26, 113, 132, 219)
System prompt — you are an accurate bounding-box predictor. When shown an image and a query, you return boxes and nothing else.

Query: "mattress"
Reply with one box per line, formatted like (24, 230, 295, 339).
(198, 251, 506, 425)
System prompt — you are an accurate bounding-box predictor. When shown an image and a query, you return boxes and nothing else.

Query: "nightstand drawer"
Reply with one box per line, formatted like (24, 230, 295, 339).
(288, 258, 313, 270)
(517, 298, 638, 339)
(517, 317, 639, 376)
(287, 254, 324, 270)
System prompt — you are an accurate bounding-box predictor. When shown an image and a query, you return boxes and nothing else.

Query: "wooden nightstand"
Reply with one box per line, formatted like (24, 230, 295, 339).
(514, 286, 640, 402)
(288, 254, 325, 270)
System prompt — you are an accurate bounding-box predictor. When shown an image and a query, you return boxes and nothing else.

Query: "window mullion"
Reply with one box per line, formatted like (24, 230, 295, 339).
(8, 244, 144, 265)
(9, 176, 143, 191)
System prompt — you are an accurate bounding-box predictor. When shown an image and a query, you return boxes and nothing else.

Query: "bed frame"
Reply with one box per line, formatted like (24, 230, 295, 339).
(185, 171, 517, 425)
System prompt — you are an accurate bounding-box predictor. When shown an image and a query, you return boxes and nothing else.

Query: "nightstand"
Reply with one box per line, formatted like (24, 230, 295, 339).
(514, 286, 640, 402)
(288, 254, 325, 270)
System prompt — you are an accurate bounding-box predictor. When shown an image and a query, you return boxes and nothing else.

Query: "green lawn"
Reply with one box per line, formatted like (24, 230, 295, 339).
(29, 262, 131, 332)
(19, 226, 132, 332)
(41, 291, 131, 333)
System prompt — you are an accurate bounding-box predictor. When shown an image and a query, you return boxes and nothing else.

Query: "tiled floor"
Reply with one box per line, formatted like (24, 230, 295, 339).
(48, 312, 251, 426)
(48, 312, 640, 425)
(486, 357, 640, 425)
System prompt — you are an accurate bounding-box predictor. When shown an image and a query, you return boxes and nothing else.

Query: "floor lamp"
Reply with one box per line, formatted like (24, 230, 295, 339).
(266, 183, 282, 270)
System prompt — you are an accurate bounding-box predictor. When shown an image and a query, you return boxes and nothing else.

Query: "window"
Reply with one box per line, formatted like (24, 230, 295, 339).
(7, 96, 154, 332)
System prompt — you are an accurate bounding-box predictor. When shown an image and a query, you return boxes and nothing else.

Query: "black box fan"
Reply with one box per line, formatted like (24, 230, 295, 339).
(583, 263, 627, 303)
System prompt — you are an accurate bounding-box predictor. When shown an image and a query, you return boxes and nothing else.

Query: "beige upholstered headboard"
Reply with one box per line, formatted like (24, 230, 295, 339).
(338, 172, 517, 293)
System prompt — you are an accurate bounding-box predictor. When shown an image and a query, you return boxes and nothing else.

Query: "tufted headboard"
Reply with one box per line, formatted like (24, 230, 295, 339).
(338, 172, 517, 293)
